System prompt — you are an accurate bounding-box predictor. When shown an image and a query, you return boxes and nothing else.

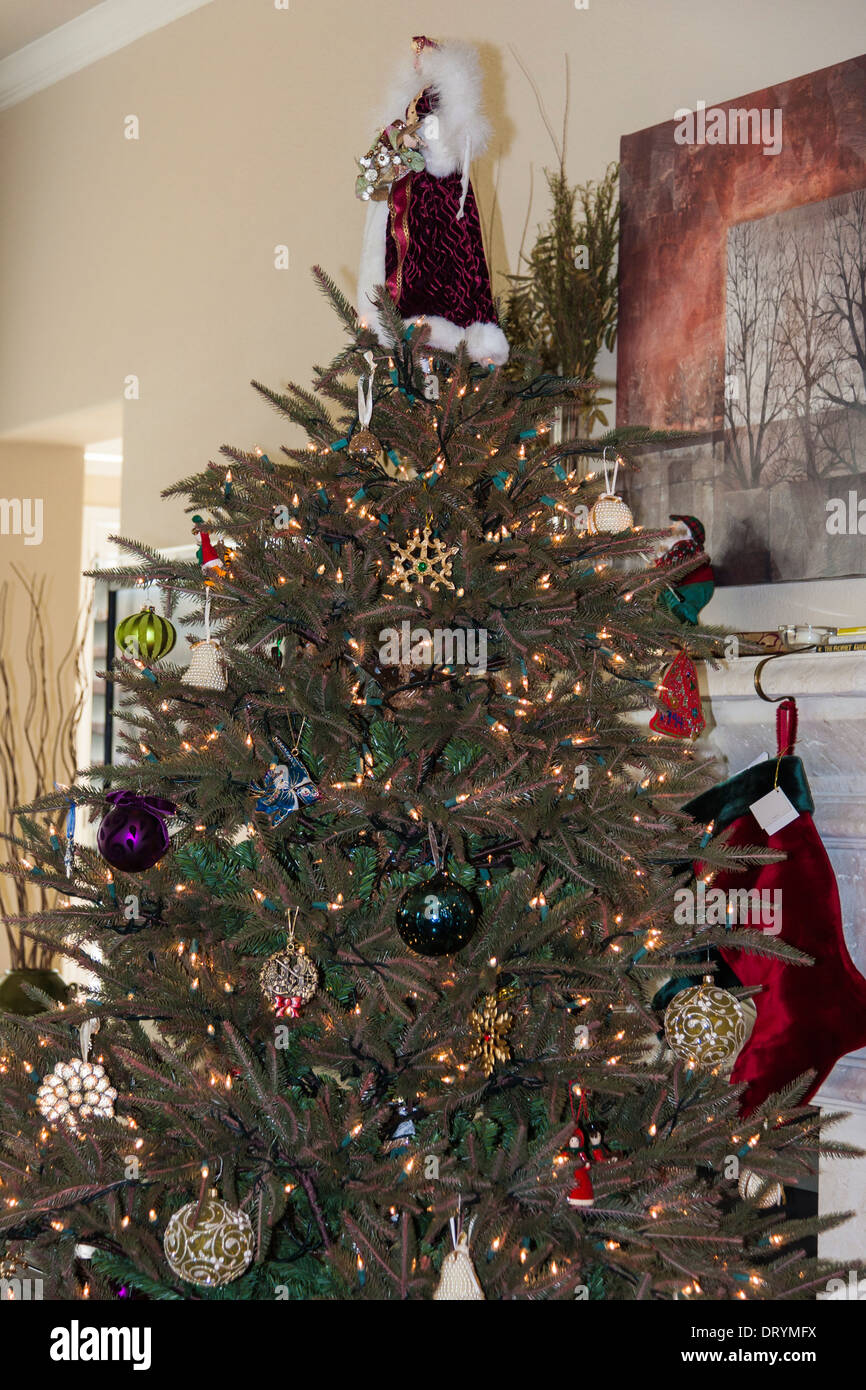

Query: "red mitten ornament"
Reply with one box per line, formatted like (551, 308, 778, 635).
(684, 702, 866, 1113)
(650, 650, 705, 739)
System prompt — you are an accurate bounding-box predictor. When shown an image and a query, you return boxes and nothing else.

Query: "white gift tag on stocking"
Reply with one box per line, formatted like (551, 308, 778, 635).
(749, 786, 799, 835)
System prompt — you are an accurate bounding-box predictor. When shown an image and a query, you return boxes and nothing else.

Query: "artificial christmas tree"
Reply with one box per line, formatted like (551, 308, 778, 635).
(0, 265, 858, 1302)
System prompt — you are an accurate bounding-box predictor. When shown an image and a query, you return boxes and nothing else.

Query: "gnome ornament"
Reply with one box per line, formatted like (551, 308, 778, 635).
(654, 515, 714, 624)
(588, 1121, 616, 1164)
(433, 1216, 485, 1300)
(357, 36, 508, 366)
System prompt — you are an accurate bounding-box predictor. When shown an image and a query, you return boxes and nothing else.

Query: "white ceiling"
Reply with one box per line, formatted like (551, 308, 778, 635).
(0, 2, 104, 62)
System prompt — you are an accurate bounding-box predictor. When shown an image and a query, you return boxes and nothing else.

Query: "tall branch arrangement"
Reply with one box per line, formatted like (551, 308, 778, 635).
(0, 567, 89, 969)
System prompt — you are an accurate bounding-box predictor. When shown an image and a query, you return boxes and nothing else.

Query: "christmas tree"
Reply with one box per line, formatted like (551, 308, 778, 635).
(0, 269, 855, 1302)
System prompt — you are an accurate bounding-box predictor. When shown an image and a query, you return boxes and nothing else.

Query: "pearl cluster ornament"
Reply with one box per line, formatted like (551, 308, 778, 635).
(37, 1058, 117, 1130)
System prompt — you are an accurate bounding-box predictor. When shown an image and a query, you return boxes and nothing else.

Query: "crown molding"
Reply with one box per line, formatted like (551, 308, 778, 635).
(0, 0, 215, 113)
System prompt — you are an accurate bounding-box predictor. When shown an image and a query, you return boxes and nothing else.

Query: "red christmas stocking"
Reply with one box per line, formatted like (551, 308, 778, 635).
(684, 703, 866, 1113)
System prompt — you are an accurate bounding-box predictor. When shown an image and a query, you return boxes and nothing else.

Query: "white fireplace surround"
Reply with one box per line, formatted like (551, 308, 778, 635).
(702, 650, 866, 1268)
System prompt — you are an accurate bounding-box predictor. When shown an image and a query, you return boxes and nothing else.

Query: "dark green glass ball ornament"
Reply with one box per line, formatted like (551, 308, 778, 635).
(396, 873, 480, 956)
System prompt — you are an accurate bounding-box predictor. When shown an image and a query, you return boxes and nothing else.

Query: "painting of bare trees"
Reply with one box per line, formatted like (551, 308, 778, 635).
(716, 190, 866, 580)
(619, 56, 866, 586)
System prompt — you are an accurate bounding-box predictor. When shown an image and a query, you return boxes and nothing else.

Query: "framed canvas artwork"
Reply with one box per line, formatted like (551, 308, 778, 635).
(617, 56, 866, 584)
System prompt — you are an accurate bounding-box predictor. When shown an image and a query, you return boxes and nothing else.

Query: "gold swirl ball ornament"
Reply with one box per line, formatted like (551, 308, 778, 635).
(164, 1190, 254, 1288)
(663, 977, 746, 1069)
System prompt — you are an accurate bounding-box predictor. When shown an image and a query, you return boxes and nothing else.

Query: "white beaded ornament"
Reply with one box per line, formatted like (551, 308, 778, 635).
(183, 592, 227, 690)
(433, 1218, 485, 1301)
(587, 450, 633, 535)
(183, 641, 227, 690)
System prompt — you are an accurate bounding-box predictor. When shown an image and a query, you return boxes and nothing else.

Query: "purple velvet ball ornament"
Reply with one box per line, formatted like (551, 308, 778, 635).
(97, 792, 175, 873)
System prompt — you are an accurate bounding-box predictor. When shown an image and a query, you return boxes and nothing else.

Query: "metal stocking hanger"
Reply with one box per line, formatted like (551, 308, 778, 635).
(752, 652, 808, 758)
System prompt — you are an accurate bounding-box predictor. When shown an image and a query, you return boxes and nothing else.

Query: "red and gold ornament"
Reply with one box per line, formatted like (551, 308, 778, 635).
(649, 650, 705, 739)
(259, 909, 319, 1019)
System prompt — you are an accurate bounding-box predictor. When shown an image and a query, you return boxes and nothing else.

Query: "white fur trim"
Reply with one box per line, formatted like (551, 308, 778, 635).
(409, 315, 509, 366)
(357, 199, 389, 338)
(463, 320, 510, 366)
(377, 40, 490, 178)
(408, 315, 466, 354)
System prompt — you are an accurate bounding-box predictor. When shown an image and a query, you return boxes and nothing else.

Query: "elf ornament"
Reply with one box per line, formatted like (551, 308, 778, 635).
(565, 1087, 595, 1208)
(191, 515, 224, 575)
(259, 908, 319, 1019)
(649, 649, 705, 739)
(37, 1020, 117, 1132)
(588, 1121, 616, 1164)
(357, 36, 508, 366)
(396, 871, 480, 956)
(115, 606, 176, 663)
(684, 694, 866, 1113)
(654, 515, 715, 624)
(182, 591, 227, 691)
(97, 792, 175, 873)
(163, 1187, 253, 1288)
(664, 976, 746, 1070)
(433, 1216, 485, 1300)
(587, 451, 633, 535)
(382, 1102, 418, 1156)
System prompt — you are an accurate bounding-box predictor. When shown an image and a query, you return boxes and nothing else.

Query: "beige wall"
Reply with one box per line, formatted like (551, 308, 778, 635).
(1, 0, 865, 565)
(0, 442, 85, 973)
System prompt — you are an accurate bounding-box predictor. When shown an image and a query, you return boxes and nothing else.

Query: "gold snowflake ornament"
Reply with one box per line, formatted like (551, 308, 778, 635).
(467, 994, 513, 1077)
(388, 525, 458, 593)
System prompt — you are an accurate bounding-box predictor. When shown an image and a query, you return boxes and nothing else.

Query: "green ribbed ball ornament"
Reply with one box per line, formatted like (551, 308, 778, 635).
(115, 606, 177, 662)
